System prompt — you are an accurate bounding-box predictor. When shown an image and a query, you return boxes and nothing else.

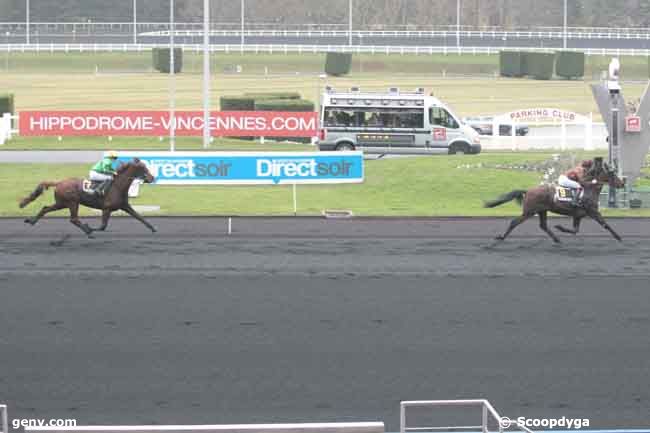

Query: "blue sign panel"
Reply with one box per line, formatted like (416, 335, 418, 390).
(114, 151, 364, 185)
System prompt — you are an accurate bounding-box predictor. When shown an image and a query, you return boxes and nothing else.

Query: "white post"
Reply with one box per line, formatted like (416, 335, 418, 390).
(563, 0, 568, 49)
(203, 0, 211, 148)
(169, 0, 176, 152)
(456, 0, 461, 48)
(4, 32, 8, 72)
(240, 0, 245, 47)
(0, 113, 8, 145)
(133, 0, 137, 44)
(348, 0, 352, 46)
(1, 404, 7, 433)
(227, 217, 232, 235)
(293, 183, 297, 216)
(25, 0, 30, 44)
(482, 404, 488, 433)
(585, 112, 593, 150)
(561, 117, 567, 150)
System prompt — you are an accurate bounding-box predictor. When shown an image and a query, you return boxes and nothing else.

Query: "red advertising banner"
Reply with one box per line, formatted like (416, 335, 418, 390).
(19, 111, 318, 137)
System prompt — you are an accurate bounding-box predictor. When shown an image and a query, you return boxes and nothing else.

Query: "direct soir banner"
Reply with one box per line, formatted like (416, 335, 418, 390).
(19, 111, 319, 137)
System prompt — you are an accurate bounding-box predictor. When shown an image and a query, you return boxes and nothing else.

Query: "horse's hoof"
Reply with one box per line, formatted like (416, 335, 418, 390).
(150, 227, 157, 233)
(494, 235, 504, 241)
(24, 218, 33, 225)
(87, 233, 95, 239)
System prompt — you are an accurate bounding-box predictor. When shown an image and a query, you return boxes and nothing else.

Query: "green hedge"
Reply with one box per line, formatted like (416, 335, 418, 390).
(243, 92, 301, 100)
(499, 51, 524, 77)
(0, 93, 14, 115)
(254, 99, 314, 143)
(520, 52, 532, 76)
(152, 47, 183, 73)
(527, 52, 555, 80)
(556, 51, 585, 79)
(325, 52, 352, 76)
(220, 96, 256, 111)
(254, 99, 315, 112)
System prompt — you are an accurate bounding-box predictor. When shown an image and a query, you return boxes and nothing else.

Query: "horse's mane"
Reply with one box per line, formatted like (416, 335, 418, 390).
(116, 158, 141, 174)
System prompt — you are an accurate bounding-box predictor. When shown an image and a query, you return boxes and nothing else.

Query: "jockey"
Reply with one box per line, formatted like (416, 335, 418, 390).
(89, 151, 118, 195)
(558, 159, 593, 206)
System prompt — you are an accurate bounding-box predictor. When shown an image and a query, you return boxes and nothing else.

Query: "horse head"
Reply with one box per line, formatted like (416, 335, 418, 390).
(132, 158, 155, 184)
(117, 158, 155, 184)
(585, 161, 625, 189)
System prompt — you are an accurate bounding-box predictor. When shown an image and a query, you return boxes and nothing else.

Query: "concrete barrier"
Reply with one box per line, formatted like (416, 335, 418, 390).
(26, 422, 385, 433)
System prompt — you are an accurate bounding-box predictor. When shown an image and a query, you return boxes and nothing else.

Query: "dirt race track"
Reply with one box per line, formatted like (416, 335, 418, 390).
(1, 216, 650, 430)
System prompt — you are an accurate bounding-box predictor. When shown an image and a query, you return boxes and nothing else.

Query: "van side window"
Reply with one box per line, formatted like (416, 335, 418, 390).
(324, 107, 424, 129)
(429, 107, 459, 129)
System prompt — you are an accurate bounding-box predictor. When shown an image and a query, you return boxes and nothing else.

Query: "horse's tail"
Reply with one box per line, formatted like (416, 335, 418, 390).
(484, 190, 527, 208)
(19, 181, 58, 208)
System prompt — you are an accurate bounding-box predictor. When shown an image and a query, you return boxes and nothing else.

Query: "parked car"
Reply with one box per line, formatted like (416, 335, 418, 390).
(462, 116, 529, 136)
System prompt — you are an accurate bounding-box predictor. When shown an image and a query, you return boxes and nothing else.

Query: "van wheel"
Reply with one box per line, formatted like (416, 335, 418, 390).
(336, 142, 355, 151)
(448, 142, 470, 155)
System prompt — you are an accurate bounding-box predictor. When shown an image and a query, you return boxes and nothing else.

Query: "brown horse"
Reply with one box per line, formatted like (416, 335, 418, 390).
(485, 159, 625, 243)
(19, 158, 156, 238)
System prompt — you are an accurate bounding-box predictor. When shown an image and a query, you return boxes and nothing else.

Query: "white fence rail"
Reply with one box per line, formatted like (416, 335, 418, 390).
(2, 43, 650, 56)
(0, 404, 7, 433)
(0, 113, 18, 145)
(25, 422, 385, 433)
(2, 22, 650, 39)
(478, 117, 608, 151)
(400, 399, 533, 433)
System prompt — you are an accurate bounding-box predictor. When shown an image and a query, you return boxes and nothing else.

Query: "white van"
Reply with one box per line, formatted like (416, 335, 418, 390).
(316, 87, 481, 155)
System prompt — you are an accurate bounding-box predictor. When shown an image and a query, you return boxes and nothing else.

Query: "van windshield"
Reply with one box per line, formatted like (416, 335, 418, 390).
(429, 106, 459, 129)
(323, 107, 424, 129)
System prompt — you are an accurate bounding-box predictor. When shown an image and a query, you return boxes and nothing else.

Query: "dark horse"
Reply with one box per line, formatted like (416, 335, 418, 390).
(484, 158, 625, 243)
(19, 158, 156, 238)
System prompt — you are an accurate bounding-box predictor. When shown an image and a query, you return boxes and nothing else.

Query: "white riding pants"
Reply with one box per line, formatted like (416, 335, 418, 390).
(558, 175, 581, 190)
(89, 171, 112, 182)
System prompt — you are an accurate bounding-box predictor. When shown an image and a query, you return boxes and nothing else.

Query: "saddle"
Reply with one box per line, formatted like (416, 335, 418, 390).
(554, 185, 583, 206)
(82, 179, 111, 196)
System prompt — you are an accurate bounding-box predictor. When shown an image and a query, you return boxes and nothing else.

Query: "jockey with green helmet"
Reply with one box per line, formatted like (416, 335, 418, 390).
(89, 151, 118, 195)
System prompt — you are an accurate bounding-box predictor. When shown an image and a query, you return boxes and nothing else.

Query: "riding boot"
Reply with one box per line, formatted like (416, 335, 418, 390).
(571, 188, 583, 207)
(97, 180, 112, 196)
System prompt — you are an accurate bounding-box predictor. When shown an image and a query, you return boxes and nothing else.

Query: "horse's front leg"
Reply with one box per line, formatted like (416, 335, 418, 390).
(121, 204, 157, 233)
(588, 210, 622, 242)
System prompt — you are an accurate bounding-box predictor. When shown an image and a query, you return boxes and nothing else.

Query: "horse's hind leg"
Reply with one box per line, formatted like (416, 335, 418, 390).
(68, 203, 94, 238)
(25, 203, 65, 225)
(495, 212, 533, 241)
(538, 211, 560, 243)
(555, 216, 582, 235)
(92, 208, 112, 232)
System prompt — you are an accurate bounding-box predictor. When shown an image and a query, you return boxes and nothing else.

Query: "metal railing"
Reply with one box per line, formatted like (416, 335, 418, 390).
(1, 404, 8, 433)
(24, 423, 385, 433)
(2, 43, 650, 57)
(1, 21, 650, 35)
(400, 399, 534, 433)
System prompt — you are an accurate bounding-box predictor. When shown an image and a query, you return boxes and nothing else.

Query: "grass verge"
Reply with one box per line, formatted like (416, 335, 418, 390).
(3, 153, 650, 217)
